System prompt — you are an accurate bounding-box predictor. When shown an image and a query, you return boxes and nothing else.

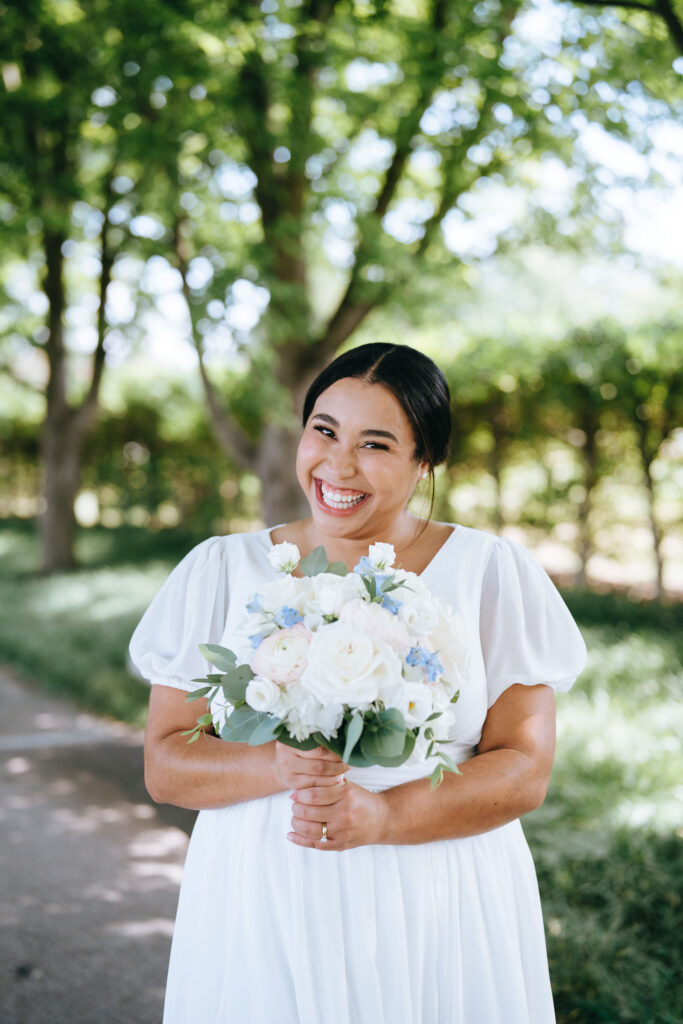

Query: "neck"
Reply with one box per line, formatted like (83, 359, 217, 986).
(302, 513, 423, 568)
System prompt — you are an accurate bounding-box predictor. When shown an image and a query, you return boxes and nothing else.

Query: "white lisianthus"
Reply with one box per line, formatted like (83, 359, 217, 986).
(398, 595, 440, 636)
(368, 542, 396, 570)
(268, 541, 301, 574)
(260, 576, 309, 615)
(384, 681, 434, 728)
(246, 676, 286, 715)
(339, 598, 411, 653)
(250, 624, 311, 684)
(302, 621, 401, 705)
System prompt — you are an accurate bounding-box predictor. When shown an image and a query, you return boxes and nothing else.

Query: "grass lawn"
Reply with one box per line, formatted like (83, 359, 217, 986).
(1, 520, 681, 1022)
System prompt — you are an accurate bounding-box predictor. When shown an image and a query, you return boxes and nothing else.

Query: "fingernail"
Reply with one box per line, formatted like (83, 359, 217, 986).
(286, 833, 295, 842)
(336, 775, 346, 783)
(290, 791, 298, 800)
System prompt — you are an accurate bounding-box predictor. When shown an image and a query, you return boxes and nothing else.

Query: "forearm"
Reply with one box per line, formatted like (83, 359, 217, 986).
(377, 746, 549, 845)
(145, 733, 285, 810)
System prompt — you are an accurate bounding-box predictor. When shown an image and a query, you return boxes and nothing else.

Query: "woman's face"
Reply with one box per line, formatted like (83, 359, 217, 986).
(296, 377, 427, 541)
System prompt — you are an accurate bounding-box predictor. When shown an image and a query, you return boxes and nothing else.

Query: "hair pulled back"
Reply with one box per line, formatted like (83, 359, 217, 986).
(302, 343, 451, 474)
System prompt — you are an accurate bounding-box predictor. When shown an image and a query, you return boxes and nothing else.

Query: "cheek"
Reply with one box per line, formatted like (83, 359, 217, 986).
(296, 434, 320, 482)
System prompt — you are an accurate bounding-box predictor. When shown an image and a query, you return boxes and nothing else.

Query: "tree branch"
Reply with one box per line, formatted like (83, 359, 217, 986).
(173, 216, 258, 468)
(318, 0, 450, 358)
(566, 0, 683, 53)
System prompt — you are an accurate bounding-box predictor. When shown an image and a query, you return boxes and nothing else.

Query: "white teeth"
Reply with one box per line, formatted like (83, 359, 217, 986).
(320, 483, 366, 510)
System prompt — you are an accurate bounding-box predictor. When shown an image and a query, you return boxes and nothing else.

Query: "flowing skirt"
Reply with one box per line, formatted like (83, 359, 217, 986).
(162, 791, 555, 1024)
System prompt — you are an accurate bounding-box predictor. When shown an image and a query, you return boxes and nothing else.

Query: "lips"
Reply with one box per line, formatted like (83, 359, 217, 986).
(315, 478, 370, 514)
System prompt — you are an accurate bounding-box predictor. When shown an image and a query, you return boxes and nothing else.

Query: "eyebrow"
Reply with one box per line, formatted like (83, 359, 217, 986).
(311, 413, 399, 444)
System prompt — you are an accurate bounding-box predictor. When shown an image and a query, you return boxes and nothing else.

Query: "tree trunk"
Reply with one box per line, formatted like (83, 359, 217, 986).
(256, 422, 309, 525)
(576, 424, 598, 588)
(40, 417, 83, 572)
(640, 446, 664, 598)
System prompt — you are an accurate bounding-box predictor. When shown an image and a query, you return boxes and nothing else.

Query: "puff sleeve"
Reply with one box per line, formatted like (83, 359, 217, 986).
(128, 536, 229, 691)
(479, 537, 587, 708)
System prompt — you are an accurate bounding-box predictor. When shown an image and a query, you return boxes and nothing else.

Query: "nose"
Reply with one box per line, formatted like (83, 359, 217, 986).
(326, 444, 357, 480)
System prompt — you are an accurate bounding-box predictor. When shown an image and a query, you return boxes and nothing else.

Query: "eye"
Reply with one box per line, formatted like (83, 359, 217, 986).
(314, 424, 336, 439)
(362, 441, 389, 451)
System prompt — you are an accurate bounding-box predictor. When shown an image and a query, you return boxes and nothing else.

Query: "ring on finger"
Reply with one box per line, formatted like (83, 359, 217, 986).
(321, 823, 328, 843)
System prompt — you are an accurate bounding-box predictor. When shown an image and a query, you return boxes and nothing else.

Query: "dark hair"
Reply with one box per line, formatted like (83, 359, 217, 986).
(302, 343, 451, 515)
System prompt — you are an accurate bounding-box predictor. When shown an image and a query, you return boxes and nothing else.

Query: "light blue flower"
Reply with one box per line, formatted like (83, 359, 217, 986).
(246, 594, 263, 613)
(406, 646, 443, 682)
(275, 606, 304, 628)
(380, 595, 401, 615)
(250, 630, 272, 649)
(353, 556, 375, 574)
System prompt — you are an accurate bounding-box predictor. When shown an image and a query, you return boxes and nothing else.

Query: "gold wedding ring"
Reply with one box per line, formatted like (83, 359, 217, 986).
(321, 823, 328, 843)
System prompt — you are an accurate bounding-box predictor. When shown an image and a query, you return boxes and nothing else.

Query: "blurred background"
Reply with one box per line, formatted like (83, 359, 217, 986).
(1, 0, 682, 1021)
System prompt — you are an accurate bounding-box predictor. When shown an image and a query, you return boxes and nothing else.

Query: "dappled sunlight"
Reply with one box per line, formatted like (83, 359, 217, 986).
(105, 917, 174, 939)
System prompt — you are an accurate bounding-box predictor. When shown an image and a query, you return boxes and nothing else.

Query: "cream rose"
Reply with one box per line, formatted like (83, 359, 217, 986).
(268, 542, 300, 574)
(302, 621, 400, 706)
(367, 542, 396, 570)
(250, 624, 312, 684)
(339, 598, 411, 653)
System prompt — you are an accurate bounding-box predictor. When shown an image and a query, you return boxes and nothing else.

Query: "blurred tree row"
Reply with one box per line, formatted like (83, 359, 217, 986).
(1, 0, 681, 571)
(2, 321, 680, 594)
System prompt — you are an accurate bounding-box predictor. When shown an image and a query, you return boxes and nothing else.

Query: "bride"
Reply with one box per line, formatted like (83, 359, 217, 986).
(130, 342, 586, 1023)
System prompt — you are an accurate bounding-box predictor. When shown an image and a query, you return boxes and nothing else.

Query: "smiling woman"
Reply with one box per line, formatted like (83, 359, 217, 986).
(130, 342, 586, 1024)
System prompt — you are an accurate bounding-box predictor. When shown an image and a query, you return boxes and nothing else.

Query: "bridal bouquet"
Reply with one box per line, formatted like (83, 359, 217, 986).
(185, 541, 470, 787)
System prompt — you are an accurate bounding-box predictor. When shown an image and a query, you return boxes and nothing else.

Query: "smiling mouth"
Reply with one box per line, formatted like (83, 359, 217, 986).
(315, 479, 370, 513)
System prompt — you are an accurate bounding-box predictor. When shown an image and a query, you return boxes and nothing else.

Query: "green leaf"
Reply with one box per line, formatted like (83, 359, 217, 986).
(362, 575, 377, 600)
(221, 664, 254, 703)
(360, 708, 407, 764)
(450, 690, 461, 704)
(366, 728, 416, 768)
(221, 707, 262, 743)
(299, 546, 329, 576)
(273, 732, 320, 752)
(248, 713, 282, 746)
(185, 685, 214, 702)
(342, 712, 364, 763)
(439, 752, 462, 775)
(312, 731, 345, 758)
(430, 764, 445, 789)
(425, 712, 441, 722)
(198, 643, 238, 672)
(326, 561, 349, 576)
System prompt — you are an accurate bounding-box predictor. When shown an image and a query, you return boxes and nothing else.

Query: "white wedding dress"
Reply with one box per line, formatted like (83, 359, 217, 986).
(130, 524, 586, 1024)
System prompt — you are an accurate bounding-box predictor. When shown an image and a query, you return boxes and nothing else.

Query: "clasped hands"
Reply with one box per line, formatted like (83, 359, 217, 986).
(274, 741, 387, 852)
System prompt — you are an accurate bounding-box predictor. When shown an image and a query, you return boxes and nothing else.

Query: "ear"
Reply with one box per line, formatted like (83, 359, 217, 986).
(419, 463, 430, 481)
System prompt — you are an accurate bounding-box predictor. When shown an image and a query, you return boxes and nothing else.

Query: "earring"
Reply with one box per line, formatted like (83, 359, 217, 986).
(421, 470, 428, 479)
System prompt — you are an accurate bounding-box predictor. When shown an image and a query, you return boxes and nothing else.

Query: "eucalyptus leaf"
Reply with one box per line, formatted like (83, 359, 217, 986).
(185, 685, 214, 702)
(299, 546, 329, 576)
(248, 713, 282, 746)
(342, 713, 363, 763)
(198, 643, 238, 672)
(312, 732, 345, 758)
(274, 732, 320, 752)
(365, 729, 416, 768)
(430, 764, 445, 789)
(438, 752, 462, 775)
(360, 708, 406, 762)
(221, 707, 262, 743)
(326, 561, 349, 576)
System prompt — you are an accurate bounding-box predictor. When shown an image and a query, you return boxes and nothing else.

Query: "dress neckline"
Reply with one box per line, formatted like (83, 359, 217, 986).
(264, 523, 458, 578)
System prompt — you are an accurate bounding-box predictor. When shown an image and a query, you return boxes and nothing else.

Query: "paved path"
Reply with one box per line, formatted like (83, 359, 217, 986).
(0, 667, 196, 1024)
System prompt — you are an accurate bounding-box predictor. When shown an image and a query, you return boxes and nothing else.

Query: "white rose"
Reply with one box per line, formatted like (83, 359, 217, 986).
(398, 595, 440, 636)
(302, 621, 401, 706)
(339, 598, 411, 653)
(268, 542, 301, 574)
(383, 681, 433, 728)
(246, 676, 286, 715)
(250, 624, 312, 684)
(368, 542, 396, 570)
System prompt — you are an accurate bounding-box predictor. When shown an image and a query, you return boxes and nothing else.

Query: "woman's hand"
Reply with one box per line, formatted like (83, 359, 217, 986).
(273, 741, 349, 792)
(287, 776, 388, 852)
